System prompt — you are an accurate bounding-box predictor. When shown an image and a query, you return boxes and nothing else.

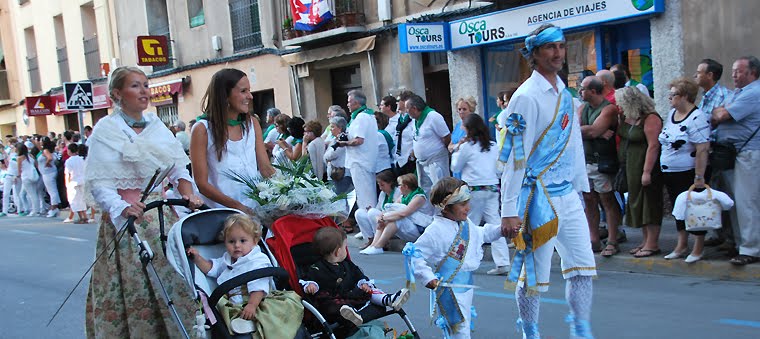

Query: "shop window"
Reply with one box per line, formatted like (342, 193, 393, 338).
(157, 104, 179, 126)
(188, 0, 205, 27)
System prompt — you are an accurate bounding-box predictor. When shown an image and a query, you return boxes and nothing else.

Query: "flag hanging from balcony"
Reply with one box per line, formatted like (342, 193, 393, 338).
(290, 0, 333, 31)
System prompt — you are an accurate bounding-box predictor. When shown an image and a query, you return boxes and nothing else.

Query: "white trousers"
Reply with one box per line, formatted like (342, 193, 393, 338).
(416, 150, 450, 195)
(355, 207, 382, 239)
(468, 190, 510, 267)
(2, 175, 22, 213)
(350, 167, 377, 213)
(723, 150, 760, 257)
(519, 192, 597, 292)
(21, 179, 41, 215)
(447, 288, 474, 339)
(42, 173, 60, 205)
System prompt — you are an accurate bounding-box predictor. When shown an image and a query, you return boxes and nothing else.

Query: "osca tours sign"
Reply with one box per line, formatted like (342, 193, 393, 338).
(457, 20, 508, 45)
(399, 23, 448, 53)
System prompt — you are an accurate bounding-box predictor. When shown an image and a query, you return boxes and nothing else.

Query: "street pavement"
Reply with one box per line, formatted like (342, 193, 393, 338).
(1, 214, 759, 338)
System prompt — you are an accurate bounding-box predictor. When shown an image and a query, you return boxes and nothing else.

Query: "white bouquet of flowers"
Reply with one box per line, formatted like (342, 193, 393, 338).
(226, 155, 348, 225)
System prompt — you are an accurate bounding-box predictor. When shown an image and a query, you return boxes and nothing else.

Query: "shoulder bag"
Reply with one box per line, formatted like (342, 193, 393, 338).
(710, 124, 760, 170)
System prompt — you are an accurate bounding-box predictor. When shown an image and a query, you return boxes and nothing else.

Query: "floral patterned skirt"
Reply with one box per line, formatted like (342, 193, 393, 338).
(85, 205, 196, 339)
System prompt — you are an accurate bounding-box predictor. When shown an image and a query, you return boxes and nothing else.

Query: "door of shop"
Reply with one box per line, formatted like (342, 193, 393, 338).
(423, 52, 452, 130)
(330, 65, 362, 115)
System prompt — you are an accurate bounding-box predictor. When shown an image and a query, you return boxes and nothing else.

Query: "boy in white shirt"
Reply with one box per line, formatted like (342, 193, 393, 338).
(64, 143, 88, 223)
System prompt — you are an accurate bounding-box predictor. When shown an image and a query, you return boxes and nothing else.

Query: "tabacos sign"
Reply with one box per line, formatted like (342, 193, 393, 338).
(399, 23, 449, 53)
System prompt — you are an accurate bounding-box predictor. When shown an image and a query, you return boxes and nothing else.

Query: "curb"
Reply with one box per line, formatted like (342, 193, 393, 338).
(352, 237, 760, 282)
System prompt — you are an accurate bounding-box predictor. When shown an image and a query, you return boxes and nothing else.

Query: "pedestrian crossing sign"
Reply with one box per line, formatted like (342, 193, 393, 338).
(64, 82, 94, 110)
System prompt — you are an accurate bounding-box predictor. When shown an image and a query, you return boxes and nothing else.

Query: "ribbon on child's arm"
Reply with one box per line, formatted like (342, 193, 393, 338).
(402, 242, 423, 291)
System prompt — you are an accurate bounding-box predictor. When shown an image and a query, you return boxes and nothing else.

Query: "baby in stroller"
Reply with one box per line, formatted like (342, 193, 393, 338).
(299, 227, 411, 327)
(186, 213, 276, 335)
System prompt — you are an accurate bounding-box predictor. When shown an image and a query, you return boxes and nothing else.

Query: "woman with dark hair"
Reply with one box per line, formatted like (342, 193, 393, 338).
(355, 169, 400, 249)
(39, 137, 60, 217)
(276, 116, 305, 161)
(17, 143, 41, 216)
(451, 114, 511, 275)
(191, 68, 275, 214)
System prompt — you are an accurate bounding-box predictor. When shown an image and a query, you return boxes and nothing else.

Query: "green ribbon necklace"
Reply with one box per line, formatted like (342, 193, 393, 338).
(197, 113, 246, 126)
(414, 106, 434, 136)
(348, 105, 373, 127)
(401, 187, 425, 205)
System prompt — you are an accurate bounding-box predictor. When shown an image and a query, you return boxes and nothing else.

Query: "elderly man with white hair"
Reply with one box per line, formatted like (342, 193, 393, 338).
(335, 90, 378, 212)
(172, 120, 190, 153)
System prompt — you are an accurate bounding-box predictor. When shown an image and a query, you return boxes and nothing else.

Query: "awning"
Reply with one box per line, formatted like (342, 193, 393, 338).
(52, 83, 112, 115)
(281, 36, 376, 66)
(150, 78, 184, 106)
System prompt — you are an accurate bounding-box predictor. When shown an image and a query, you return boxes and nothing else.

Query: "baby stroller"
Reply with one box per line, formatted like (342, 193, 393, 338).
(266, 215, 420, 338)
(163, 205, 311, 338)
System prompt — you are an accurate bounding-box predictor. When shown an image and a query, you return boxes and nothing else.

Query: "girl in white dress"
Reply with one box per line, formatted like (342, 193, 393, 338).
(191, 68, 275, 214)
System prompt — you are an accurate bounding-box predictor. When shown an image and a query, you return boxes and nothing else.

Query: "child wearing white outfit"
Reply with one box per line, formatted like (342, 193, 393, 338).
(404, 177, 505, 338)
(64, 144, 88, 223)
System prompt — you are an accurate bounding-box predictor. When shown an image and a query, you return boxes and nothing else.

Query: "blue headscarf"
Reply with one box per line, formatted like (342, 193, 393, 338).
(519, 26, 565, 59)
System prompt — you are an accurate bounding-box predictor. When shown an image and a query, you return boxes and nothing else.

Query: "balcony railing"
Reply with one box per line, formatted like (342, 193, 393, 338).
(0, 70, 10, 101)
(281, 0, 365, 44)
(83, 36, 102, 79)
(26, 55, 41, 93)
(57, 46, 71, 83)
(230, 0, 262, 53)
(150, 25, 174, 72)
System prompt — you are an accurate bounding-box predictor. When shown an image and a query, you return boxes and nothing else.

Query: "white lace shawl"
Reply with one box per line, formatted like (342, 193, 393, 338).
(86, 112, 190, 192)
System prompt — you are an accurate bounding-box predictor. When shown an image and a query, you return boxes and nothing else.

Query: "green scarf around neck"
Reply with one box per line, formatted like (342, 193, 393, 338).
(383, 189, 395, 205)
(197, 113, 246, 126)
(414, 106, 434, 136)
(401, 187, 425, 205)
(348, 105, 372, 127)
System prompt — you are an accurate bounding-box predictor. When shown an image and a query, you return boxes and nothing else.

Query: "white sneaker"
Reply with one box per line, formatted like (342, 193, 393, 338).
(359, 246, 384, 255)
(63, 218, 73, 223)
(340, 305, 363, 326)
(487, 266, 510, 275)
(354, 232, 364, 239)
(47, 209, 59, 218)
(229, 318, 256, 334)
(389, 288, 410, 311)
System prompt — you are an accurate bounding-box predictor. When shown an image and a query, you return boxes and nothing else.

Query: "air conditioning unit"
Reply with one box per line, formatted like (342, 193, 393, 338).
(211, 35, 222, 51)
(378, 0, 392, 21)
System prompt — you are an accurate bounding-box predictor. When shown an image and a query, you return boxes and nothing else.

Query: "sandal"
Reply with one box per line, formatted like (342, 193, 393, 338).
(601, 243, 619, 257)
(729, 255, 760, 266)
(633, 248, 661, 258)
(628, 245, 644, 255)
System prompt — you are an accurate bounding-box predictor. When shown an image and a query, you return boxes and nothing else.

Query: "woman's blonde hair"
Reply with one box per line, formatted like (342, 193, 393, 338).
(455, 96, 478, 113)
(614, 86, 657, 120)
(220, 214, 262, 242)
(397, 173, 419, 190)
(108, 66, 147, 104)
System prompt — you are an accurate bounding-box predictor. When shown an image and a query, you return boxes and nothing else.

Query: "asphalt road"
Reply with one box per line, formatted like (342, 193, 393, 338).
(1, 215, 759, 338)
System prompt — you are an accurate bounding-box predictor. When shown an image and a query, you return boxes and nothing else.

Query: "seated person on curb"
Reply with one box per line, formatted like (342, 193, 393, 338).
(355, 169, 401, 250)
(360, 173, 434, 255)
(300, 227, 410, 327)
(187, 214, 302, 336)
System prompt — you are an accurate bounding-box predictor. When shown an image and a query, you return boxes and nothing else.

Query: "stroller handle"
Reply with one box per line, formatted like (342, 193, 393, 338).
(208, 267, 290, 306)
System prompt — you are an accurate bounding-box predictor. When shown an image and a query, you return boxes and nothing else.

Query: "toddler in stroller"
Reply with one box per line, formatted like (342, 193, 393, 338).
(299, 227, 410, 327)
(186, 213, 302, 337)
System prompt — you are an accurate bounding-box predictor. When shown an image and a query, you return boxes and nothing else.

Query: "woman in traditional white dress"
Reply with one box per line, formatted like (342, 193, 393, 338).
(190, 68, 275, 215)
(85, 66, 205, 338)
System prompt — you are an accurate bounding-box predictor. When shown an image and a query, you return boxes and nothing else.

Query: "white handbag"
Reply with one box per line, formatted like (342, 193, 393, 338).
(684, 184, 722, 232)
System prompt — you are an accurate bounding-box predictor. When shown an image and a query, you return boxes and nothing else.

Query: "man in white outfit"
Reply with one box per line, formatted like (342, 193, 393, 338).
(407, 95, 450, 194)
(337, 90, 379, 212)
(499, 24, 595, 339)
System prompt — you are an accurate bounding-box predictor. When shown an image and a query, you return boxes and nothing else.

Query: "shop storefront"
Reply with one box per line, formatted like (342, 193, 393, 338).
(399, 0, 664, 134)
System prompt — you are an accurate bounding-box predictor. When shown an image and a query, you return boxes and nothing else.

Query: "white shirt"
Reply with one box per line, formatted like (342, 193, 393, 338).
(500, 70, 589, 217)
(5, 152, 18, 176)
(345, 112, 378, 172)
(265, 127, 280, 145)
(208, 246, 272, 304)
(175, 131, 190, 152)
(672, 188, 734, 220)
(412, 110, 450, 161)
(411, 216, 502, 285)
(386, 114, 399, 136)
(307, 137, 326, 179)
(396, 114, 415, 167)
(375, 131, 393, 173)
(65, 155, 86, 186)
(626, 80, 650, 96)
(272, 135, 294, 165)
(194, 119, 260, 209)
(451, 141, 499, 186)
(658, 108, 710, 172)
(324, 138, 349, 178)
